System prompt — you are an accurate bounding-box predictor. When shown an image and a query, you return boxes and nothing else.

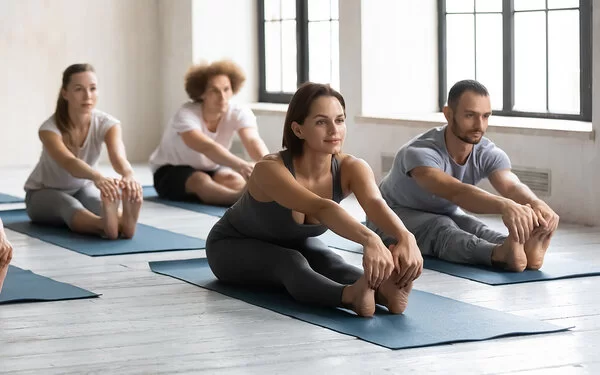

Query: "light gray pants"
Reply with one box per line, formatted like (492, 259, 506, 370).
(25, 184, 102, 228)
(367, 207, 507, 266)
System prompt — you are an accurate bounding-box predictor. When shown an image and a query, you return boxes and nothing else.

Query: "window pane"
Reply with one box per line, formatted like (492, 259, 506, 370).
(308, 0, 330, 21)
(548, 0, 579, 9)
(476, 14, 503, 110)
(330, 20, 339, 89)
(264, 0, 281, 21)
(330, 0, 339, 20)
(446, 14, 475, 99)
(281, 0, 296, 19)
(514, 0, 546, 11)
(281, 20, 297, 92)
(446, 0, 474, 13)
(548, 10, 580, 113)
(475, 0, 501, 12)
(309, 21, 332, 84)
(514, 11, 546, 112)
(265, 21, 282, 92)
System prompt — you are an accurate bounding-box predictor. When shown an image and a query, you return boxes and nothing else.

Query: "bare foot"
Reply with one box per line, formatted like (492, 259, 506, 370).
(491, 238, 528, 272)
(341, 276, 376, 317)
(101, 194, 120, 240)
(0, 264, 8, 293)
(120, 188, 142, 239)
(524, 229, 552, 270)
(377, 278, 413, 314)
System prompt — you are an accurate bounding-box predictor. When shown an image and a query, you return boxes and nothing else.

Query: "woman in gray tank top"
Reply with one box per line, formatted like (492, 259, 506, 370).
(206, 83, 423, 317)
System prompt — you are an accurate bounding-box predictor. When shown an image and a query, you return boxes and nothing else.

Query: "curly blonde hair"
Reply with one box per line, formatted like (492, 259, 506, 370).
(184, 60, 246, 102)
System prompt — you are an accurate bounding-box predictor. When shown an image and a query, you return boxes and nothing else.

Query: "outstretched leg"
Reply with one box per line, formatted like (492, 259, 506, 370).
(185, 171, 243, 205)
(25, 188, 112, 237)
(206, 235, 375, 316)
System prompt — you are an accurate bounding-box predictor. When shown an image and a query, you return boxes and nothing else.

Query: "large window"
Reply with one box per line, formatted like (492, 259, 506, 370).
(439, 0, 592, 121)
(258, 0, 339, 103)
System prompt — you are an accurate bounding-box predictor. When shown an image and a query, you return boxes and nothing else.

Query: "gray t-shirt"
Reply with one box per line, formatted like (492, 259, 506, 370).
(379, 125, 511, 214)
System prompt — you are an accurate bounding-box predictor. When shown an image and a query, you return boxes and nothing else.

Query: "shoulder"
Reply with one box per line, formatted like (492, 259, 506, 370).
(339, 153, 372, 175)
(93, 109, 120, 126)
(39, 114, 59, 133)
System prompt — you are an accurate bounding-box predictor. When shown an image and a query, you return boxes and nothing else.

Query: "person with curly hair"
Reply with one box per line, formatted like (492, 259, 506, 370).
(150, 60, 269, 205)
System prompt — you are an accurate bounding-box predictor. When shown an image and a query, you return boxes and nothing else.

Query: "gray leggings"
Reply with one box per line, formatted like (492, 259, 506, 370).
(206, 236, 363, 307)
(25, 185, 102, 228)
(368, 207, 507, 266)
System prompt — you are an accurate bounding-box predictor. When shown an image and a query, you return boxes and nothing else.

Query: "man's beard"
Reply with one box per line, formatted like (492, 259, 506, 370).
(450, 116, 483, 145)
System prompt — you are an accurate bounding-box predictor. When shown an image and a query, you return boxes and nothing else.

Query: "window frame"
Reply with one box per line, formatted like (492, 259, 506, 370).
(438, 0, 592, 121)
(257, 0, 308, 104)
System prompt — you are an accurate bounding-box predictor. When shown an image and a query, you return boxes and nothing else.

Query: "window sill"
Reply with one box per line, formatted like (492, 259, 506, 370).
(249, 102, 289, 115)
(355, 113, 594, 141)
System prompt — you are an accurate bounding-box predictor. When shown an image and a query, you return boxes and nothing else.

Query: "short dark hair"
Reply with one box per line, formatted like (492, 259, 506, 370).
(447, 80, 489, 111)
(282, 82, 346, 156)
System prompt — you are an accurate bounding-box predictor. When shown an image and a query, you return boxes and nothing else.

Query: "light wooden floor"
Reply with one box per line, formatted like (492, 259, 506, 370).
(1, 165, 599, 374)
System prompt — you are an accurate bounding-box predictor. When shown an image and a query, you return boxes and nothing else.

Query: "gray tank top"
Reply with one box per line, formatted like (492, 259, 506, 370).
(220, 150, 344, 243)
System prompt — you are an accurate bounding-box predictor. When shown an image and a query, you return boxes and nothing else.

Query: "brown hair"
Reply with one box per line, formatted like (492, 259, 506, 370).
(54, 63, 95, 149)
(184, 60, 245, 102)
(282, 82, 346, 156)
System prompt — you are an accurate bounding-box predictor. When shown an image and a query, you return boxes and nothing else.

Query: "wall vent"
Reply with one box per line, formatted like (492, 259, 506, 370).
(381, 153, 395, 176)
(512, 166, 551, 196)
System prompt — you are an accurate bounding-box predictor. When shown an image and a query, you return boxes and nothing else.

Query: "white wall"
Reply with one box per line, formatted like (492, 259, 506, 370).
(158, 0, 194, 129)
(192, 0, 258, 104)
(0, 0, 162, 167)
(361, 0, 439, 115)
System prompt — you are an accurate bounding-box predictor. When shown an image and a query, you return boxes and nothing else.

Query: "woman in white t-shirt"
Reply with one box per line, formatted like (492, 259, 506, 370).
(0, 219, 12, 293)
(24, 64, 143, 240)
(150, 60, 269, 205)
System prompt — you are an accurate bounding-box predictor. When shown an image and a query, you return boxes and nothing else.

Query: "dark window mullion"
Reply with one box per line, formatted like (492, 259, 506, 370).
(473, 6, 477, 81)
(438, 0, 447, 110)
(502, 0, 514, 112)
(545, 0, 549, 112)
(297, 0, 309, 86)
(580, 0, 592, 121)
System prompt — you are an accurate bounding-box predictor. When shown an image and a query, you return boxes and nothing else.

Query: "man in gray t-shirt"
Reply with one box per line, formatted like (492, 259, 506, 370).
(367, 80, 559, 271)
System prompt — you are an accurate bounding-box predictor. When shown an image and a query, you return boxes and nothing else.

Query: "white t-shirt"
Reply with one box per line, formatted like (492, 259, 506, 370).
(24, 109, 120, 191)
(149, 101, 257, 173)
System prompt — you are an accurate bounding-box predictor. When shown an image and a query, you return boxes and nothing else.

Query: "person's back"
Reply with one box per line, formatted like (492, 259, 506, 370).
(379, 125, 509, 214)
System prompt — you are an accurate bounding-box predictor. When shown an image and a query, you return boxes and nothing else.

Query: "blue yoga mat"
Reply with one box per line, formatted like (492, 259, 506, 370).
(0, 209, 206, 256)
(423, 255, 600, 285)
(149, 258, 569, 350)
(143, 186, 229, 217)
(0, 265, 99, 304)
(0, 193, 23, 204)
(320, 231, 600, 286)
